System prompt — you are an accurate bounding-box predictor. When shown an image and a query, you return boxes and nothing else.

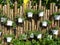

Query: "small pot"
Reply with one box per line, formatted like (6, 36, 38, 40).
(27, 12, 33, 18)
(54, 15, 60, 20)
(48, 35, 52, 39)
(7, 20, 13, 26)
(7, 37, 12, 42)
(0, 32, 2, 36)
(39, 12, 44, 17)
(42, 21, 47, 27)
(18, 18, 23, 23)
(37, 34, 42, 39)
(1, 17, 6, 23)
(30, 33, 34, 38)
(52, 30, 58, 35)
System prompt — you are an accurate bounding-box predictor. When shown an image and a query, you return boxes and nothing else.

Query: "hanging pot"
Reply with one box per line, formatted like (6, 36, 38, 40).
(30, 33, 34, 38)
(7, 37, 12, 42)
(7, 20, 13, 26)
(54, 15, 60, 20)
(39, 12, 44, 17)
(37, 34, 42, 39)
(52, 30, 58, 35)
(27, 12, 33, 18)
(42, 21, 47, 27)
(1, 17, 6, 23)
(18, 18, 23, 23)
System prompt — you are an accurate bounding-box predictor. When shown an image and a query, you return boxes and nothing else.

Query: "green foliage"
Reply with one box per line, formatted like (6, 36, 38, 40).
(0, 30, 2, 32)
(31, 0, 39, 6)
(17, 0, 23, 8)
(19, 33, 27, 40)
(3, 34, 14, 38)
(25, 9, 34, 14)
(51, 26, 59, 30)
(25, 40, 31, 45)
(52, 12, 60, 16)
(12, 22, 16, 28)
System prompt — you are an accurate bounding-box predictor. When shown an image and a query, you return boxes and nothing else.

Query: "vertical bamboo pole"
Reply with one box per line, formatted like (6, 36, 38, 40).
(55, 6, 58, 26)
(50, 3, 54, 27)
(39, 0, 42, 9)
(14, 1, 18, 38)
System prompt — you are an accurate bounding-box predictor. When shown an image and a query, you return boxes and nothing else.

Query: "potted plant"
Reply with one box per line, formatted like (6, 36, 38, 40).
(0, 15, 8, 25)
(37, 9, 44, 17)
(27, 30, 35, 39)
(52, 12, 60, 20)
(41, 20, 51, 27)
(15, 15, 24, 23)
(34, 31, 42, 39)
(3, 34, 14, 42)
(51, 26, 59, 35)
(25, 9, 34, 18)
(6, 19, 13, 27)
(0, 30, 2, 36)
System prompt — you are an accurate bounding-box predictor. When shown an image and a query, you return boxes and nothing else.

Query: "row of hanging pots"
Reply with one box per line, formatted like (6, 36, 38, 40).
(0, 25, 59, 43)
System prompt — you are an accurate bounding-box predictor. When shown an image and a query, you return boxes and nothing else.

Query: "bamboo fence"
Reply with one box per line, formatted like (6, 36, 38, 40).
(0, 0, 60, 45)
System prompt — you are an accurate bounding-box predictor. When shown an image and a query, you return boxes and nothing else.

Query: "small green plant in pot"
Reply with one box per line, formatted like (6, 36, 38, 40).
(52, 12, 60, 20)
(3, 34, 14, 42)
(6, 19, 13, 27)
(41, 20, 52, 27)
(37, 9, 44, 17)
(51, 26, 59, 35)
(34, 31, 42, 39)
(0, 30, 2, 36)
(27, 30, 35, 39)
(0, 15, 8, 25)
(25, 9, 34, 18)
(15, 15, 24, 23)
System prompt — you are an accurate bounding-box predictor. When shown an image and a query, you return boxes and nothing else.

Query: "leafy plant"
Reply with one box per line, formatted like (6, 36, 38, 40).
(25, 40, 32, 45)
(12, 22, 16, 28)
(31, 0, 39, 6)
(25, 9, 34, 14)
(17, 0, 23, 8)
(3, 34, 14, 38)
(12, 39, 21, 45)
(19, 33, 27, 40)
(52, 12, 60, 16)
(41, 20, 52, 25)
(51, 26, 59, 30)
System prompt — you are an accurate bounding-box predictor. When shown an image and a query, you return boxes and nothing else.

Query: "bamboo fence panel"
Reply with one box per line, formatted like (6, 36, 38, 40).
(0, 0, 60, 44)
